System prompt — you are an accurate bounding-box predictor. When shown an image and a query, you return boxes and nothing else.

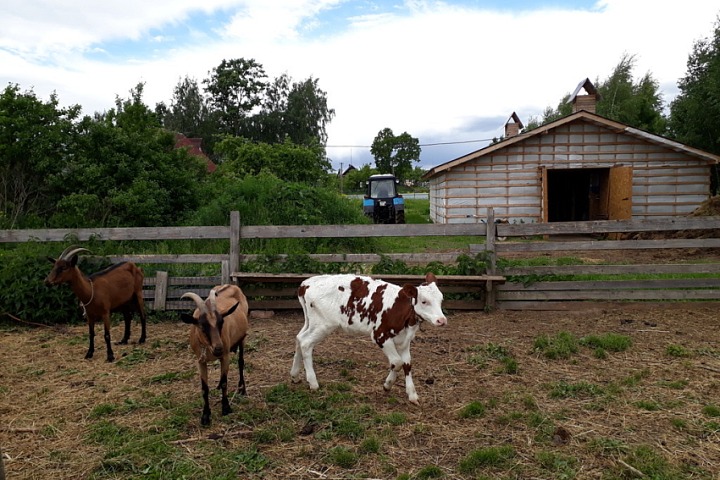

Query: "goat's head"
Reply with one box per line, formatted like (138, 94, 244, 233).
(181, 289, 240, 357)
(45, 246, 90, 286)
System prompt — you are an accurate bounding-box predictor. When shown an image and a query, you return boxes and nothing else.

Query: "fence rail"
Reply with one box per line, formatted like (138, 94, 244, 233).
(3, 210, 719, 311)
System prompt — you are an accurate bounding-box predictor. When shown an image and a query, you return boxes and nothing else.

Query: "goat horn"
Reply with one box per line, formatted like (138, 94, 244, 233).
(59, 245, 90, 260)
(181, 292, 208, 314)
(208, 288, 218, 311)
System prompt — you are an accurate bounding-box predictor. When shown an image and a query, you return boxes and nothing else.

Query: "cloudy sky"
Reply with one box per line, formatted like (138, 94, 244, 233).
(1, 0, 718, 171)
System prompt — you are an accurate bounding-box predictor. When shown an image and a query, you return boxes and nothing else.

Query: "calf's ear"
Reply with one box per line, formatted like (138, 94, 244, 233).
(424, 272, 438, 285)
(400, 284, 418, 302)
(180, 313, 198, 325)
(47, 256, 56, 264)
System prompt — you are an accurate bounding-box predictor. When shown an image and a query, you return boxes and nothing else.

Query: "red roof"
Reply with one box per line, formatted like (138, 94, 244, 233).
(174, 133, 216, 173)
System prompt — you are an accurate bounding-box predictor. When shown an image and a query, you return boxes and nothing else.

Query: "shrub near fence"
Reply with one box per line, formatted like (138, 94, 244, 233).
(1, 210, 720, 313)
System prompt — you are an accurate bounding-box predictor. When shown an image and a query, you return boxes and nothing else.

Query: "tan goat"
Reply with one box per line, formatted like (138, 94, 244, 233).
(181, 284, 249, 426)
(45, 246, 147, 362)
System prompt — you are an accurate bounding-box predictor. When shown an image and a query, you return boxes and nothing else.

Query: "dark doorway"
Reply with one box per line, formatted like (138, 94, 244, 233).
(547, 168, 609, 222)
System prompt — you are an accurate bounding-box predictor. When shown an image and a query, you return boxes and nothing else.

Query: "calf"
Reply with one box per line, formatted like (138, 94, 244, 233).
(292, 272, 446, 404)
(181, 285, 249, 426)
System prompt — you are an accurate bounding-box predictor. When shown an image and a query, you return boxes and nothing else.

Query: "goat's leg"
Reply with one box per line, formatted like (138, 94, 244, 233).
(236, 337, 247, 395)
(102, 313, 115, 362)
(219, 355, 232, 416)
(199, 362, 211, 426)
(117, 309, 131, 344)
(136, 293, 147, 344)
(85, 320, 95, 359)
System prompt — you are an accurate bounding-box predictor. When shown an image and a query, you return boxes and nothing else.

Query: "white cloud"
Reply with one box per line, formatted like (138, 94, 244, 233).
(1, 0, 718, 169)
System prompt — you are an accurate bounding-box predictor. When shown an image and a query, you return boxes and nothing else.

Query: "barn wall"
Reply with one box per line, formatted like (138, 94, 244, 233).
(429, 120, 712, 224)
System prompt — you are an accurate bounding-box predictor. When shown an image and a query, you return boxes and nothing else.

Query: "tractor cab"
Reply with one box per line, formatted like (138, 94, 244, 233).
(363, 174, 405, 224)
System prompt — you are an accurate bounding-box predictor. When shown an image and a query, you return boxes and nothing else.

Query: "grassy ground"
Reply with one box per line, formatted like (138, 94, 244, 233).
(2, 305, 720, 479)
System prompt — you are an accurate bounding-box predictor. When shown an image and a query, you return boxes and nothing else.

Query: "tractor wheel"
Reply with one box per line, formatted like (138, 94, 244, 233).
(395, 210, 405, 224)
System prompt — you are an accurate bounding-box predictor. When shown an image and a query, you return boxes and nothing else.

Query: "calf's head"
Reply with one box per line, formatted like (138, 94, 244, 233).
(404, 272, 447, 327)
(181, 290, 240, 357)
(45, 246, 90, 286)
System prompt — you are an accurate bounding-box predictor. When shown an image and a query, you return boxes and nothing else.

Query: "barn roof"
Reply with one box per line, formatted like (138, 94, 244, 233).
(423, 110, 720, 179)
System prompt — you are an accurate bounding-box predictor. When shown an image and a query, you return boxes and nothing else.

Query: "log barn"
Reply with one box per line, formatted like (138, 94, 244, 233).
(423, 79, 720, 224)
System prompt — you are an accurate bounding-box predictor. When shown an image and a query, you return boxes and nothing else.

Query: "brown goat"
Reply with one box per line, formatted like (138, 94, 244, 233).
(45, 246, 147, 362)
(181, 285, 249, 426)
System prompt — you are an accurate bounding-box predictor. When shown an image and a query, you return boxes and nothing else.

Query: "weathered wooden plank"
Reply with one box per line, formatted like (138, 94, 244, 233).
(498, 290, 720, 300)
(153, 271, 168, 310)
(487, 238, 720, 253)
(497, 301, 720, 311)
(498, 278, 720, 291)
(0, 226, 229, 243)
(238, 252, 464, 264)
(242, 298, 486, 311)
(496, 217, 720, 237)
(239, 223, 486, 239)
(109, 254, 227, 264)
(503, 264, 720, 275)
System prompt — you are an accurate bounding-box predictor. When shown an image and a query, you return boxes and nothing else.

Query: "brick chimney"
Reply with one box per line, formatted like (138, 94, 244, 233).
(568, 78, 600, 113)
(504, 112, 524, 138)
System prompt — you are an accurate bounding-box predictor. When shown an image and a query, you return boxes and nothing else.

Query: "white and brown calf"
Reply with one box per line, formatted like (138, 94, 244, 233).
(292, 272, 446, 405)
(181, 285, 249, 426)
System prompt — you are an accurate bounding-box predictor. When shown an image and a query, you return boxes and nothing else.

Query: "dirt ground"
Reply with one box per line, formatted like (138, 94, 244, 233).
(1, 300, 720, 479)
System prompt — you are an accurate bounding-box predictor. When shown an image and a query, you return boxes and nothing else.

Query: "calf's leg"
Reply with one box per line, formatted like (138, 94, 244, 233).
(294, 322, 336, 390)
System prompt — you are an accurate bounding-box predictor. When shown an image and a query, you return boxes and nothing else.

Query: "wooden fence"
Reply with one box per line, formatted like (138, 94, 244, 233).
(2, 210, 719, 311)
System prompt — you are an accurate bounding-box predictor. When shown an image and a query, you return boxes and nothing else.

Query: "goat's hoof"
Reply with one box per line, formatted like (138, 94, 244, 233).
(201, 416, 211, 426)
(85, 353, 93, 359)
(106, 356, 115, 363)
(139, 337, 146, 344)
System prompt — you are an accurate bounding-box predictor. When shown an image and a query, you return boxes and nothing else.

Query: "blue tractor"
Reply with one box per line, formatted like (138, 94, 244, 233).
(363, 174, 405, 224)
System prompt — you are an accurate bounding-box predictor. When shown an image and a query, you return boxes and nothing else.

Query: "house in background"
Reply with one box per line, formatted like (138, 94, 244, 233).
(423, 79, 720, 224)
(174, 134, 217, 173)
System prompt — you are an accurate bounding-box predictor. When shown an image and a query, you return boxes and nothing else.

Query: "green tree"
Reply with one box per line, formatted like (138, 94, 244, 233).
(525, 54, 666, 135)
(204, 58, 268, 137)
(669, 17, 720, 156)
(370, 128, 421, 180)
(156, 76, 217, 153)
(0, 84, 81, 228)
(214, 136, 331, 185)
(596, 54, 666, 134)
(344, 164, 378, 193)
(53, 84, 207, 227)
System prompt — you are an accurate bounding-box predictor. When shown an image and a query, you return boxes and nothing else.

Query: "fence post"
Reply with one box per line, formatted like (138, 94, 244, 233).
(221, 260, 230, 285)
(485, 208, 498, 309)
(154, 271, 168, 311)
(229, 211, 240, 276)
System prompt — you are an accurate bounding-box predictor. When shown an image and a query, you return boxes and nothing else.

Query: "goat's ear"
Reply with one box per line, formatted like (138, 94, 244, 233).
(400, 284, 418, 301)
(222, 301, 240, 318)
(47, 256, 56, 264)
(180, 313, 198, 325)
